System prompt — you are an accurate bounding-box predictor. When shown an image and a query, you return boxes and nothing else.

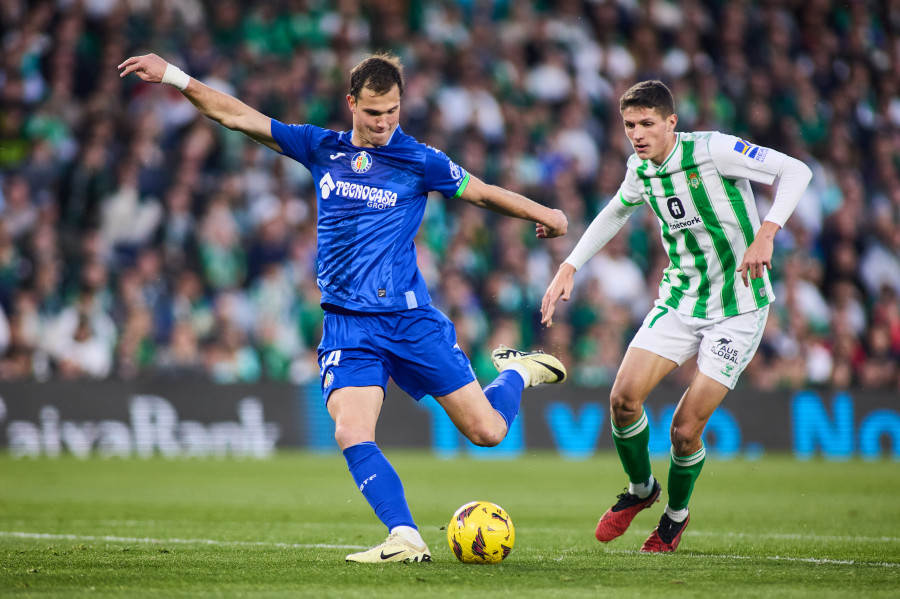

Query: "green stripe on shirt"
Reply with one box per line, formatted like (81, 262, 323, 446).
(719, 175, 770, 309)
(681, 140, 738, 316)
(642, 162, 688, 311)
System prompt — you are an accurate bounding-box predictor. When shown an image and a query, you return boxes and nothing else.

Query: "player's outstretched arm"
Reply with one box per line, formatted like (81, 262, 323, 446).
(459, 175, 568, 238)
(737, 220, 778, 287)
(735, 154, 812, 287)
(541, 262, 576, 326)
(118, 53, 281, 152)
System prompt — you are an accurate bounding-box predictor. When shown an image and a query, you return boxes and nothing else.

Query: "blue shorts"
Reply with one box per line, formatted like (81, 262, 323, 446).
(317, 305, 477, 404)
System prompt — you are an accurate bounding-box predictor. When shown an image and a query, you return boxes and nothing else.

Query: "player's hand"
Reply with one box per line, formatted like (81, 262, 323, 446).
(118, 53, 168, 83)
(536, 209, 568, 239)
(737, 221, 779, 287)
(541, 262, 576, 326)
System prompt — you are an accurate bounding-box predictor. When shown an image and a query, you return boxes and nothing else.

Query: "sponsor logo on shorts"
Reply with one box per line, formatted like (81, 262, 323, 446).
(711, 337, 739, 364)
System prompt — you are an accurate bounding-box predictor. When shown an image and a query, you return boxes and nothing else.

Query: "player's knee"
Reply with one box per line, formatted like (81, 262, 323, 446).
(669, 423, 701, 453)
(609, 390, 641, 426)
(464, 424, 505, 448)
(333, 424, 372, 449)
(333, 427, 352, 448)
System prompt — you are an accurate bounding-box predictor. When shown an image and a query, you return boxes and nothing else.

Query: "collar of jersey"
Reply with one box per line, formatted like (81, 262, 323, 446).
(342, 126, 402, 149)
(648, 131, 681, 173)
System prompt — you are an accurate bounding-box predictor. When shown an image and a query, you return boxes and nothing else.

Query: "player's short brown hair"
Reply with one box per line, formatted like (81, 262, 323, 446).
(619, 80, 675, 117)
(349, 53, 404, 99)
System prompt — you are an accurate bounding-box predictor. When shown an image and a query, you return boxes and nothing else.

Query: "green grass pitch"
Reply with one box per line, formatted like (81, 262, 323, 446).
(1, 451, 898, 597)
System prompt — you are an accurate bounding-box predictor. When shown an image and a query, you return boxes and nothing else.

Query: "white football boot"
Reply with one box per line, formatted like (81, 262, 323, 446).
(345, 532, 432, 563)
(490, 345, 567, 386)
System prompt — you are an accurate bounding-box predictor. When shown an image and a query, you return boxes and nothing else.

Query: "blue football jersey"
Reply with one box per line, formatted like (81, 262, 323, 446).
(272, 121, 470, 312)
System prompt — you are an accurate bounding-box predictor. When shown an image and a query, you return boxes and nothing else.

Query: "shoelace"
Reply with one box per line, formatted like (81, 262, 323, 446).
(612, 488, 643, 509)
(656, 516, 684, 544)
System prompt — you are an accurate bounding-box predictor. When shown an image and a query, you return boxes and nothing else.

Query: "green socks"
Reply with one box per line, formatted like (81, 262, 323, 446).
(667, 445, 706, 511)
(612, 410, 707, 513)
(611, 409, 652, 486)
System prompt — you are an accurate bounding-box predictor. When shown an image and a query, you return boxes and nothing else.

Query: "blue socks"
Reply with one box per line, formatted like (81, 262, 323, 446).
(342, 373, 525, 531)
(483, 369, 526, 428)
(342, 441, 416, 531)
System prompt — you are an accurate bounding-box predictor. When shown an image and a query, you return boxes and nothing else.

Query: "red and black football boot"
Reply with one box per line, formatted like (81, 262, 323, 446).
(595, 480, 661, 542)
(640, 512, 690, 553)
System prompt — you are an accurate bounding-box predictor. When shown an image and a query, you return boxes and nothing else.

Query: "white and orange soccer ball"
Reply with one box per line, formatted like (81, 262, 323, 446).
(447, 501, 515, 564)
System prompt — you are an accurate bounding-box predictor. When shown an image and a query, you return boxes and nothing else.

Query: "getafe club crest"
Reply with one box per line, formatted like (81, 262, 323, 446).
(351, 151, 372, 173)
(688, 171, 701, 189)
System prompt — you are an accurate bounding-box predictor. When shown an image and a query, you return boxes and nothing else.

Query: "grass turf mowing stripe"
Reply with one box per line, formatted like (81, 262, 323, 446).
(5, 531, 898, 569)
(691, 531, 900, 544)
(519, 527, 900, 544)
(10, 527, 900, 545)
(607, 549, 900, 568)
(0, 531, 367, 550)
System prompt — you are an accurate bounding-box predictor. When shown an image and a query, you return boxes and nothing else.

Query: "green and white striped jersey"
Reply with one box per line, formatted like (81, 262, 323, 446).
(617, 131, 785, 318)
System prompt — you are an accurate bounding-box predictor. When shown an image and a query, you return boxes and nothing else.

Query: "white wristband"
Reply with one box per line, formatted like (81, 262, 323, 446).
(161, 63, 190, 91)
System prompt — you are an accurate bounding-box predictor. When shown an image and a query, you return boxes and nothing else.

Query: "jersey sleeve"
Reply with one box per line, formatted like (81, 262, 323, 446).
(564, 161, 643, 270)
(617, 162, 647, 207)
(564, 193, 640, 270)
(708, 132, 785, 185)
(423, 145, 469, 198)
(270, 120, 323, 168)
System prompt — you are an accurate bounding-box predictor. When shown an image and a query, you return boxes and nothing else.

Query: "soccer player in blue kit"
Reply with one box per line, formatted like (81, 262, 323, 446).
(120, 52, 569, 562)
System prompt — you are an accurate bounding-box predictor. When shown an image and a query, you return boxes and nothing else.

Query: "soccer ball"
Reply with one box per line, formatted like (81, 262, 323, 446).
(447, 501, 515, 564)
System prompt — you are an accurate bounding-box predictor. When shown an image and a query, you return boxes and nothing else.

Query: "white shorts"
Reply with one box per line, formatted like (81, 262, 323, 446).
(629, 300, 769, 389)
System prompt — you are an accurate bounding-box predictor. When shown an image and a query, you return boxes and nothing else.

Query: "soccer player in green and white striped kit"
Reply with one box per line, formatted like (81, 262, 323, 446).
(541, 80, 812, 552)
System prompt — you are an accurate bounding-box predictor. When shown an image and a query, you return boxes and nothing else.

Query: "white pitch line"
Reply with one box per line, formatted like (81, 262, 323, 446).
(689, 531, 900, 544)
(33, 522, 900, 546)
(606, 548, 900, 568)
(0, 531, 367, 550)
(526, 527, 900, 545)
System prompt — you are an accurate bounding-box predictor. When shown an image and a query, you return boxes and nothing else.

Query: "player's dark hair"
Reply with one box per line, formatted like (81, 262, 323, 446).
(349, 52, 404, 99)
(619, 80, 675, 117)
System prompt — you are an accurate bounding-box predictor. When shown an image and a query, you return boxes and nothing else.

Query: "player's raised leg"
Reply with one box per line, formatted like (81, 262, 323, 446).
(436, 370, 538, 448)
(328, 386, 431, 563)
(435, 345, 567, 447)
(596, 348, 676, 542)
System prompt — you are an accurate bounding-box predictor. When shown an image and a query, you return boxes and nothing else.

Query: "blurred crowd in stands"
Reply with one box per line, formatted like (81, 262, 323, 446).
(0, 0, 898, 391)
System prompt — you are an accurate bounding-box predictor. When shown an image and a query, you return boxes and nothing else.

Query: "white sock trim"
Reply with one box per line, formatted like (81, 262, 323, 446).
(504, 362, 531, 387)
(628, 475, 656, 498)
(671, 444, 706, 467)
(664, 505, 689, 522)
(390, 525, 424, 548)
(612, 409, 648, 439)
